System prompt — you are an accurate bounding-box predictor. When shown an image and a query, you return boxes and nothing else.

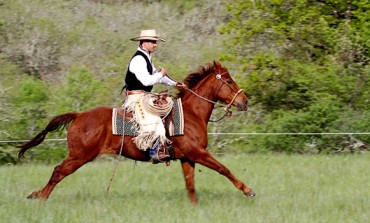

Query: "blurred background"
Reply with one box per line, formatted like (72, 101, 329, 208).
(1, 0, 369, 164)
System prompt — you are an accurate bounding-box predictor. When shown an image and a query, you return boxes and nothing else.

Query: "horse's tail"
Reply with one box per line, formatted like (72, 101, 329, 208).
(17, 112, 79, 158)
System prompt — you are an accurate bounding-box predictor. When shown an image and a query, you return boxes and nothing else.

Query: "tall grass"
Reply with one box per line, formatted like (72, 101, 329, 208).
(1, 154, 369, 223)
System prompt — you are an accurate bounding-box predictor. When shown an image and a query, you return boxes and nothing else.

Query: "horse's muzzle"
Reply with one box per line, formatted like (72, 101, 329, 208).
(236, 100, 248, 111)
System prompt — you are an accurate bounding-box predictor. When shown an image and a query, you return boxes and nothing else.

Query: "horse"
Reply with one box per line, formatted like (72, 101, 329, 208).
(18, 61, 256, 204)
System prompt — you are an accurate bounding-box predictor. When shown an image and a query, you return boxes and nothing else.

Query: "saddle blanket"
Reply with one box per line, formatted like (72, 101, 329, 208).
(112, 98, 184, 136)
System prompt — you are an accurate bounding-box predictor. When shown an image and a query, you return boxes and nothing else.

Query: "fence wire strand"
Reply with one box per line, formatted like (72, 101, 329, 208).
(1, 132, 370, 143)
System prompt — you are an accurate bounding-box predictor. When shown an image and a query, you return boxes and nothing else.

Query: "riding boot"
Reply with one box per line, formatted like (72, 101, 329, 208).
(150, 143, 170, 164)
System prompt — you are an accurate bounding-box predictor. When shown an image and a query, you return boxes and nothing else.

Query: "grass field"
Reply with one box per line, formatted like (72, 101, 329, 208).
(1, 154, 369, 223)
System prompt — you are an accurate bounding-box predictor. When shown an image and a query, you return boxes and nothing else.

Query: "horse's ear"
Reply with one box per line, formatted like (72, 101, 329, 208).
(213, 60, 221, 69)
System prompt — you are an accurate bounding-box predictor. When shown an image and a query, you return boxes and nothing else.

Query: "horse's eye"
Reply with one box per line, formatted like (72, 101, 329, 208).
(227, 79, 233, 84)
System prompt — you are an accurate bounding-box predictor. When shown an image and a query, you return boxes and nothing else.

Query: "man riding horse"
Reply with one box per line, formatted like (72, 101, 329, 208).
(123, 29, 184, 164)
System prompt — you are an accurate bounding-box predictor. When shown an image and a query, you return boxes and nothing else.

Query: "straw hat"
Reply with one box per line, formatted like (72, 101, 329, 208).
(130, 29, 166, 42)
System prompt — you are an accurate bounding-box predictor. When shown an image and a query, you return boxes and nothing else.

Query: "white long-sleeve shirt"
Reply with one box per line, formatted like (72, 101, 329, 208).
(129, 47, 177, 86)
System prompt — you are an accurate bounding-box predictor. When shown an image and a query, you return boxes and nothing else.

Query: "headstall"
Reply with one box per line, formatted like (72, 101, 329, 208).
(184, 71, 244, 122)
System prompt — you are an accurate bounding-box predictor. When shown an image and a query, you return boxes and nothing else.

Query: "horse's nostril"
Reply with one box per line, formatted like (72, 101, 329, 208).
(243, 101, 249, 111)
(235, 101, 248, 111)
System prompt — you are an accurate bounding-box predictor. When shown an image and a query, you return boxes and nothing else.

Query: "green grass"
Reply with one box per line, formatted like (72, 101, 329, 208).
(1, 154, 369, 223)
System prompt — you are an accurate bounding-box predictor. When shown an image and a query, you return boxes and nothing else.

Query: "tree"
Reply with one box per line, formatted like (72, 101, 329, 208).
(220, 0, 370, 153)
(47, 66, 111, 115)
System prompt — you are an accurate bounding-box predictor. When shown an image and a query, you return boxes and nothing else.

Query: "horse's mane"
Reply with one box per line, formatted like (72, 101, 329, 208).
(177, 61, 224, 98)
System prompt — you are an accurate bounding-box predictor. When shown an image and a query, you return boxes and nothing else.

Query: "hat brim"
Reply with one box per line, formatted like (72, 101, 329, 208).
(130, 36, 166, 42)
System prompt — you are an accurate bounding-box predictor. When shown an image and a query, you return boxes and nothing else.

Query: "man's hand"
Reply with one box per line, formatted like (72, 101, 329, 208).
(155, 67, 166, 77)
(160, 67, 166, 76)
(176, 82, 187, 89)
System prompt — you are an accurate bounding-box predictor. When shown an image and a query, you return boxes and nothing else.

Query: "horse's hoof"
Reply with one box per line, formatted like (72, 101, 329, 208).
(27, 191, 40, 199)
(246, 189, 256, 197)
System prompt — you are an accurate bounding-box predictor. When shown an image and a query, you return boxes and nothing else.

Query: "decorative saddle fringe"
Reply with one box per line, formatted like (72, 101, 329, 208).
(133, 131, 169, 151)
(122, 92, 173, 151)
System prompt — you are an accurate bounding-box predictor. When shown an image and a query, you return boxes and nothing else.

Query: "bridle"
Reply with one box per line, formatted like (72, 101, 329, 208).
(184, 71, 244, 122)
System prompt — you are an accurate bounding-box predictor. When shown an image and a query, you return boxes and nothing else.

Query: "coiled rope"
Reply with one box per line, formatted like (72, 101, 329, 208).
(142, 93, 174, 117)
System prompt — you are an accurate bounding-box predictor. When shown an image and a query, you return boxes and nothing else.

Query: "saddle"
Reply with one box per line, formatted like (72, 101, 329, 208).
(112, 97, 184, 137)
(112, 96, 184, 164)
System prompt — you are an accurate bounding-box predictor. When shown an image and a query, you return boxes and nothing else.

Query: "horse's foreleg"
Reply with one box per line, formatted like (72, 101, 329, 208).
(180, 159, 197, 205)
(191, 151, 256, 198)
(28, 156, 93, 200)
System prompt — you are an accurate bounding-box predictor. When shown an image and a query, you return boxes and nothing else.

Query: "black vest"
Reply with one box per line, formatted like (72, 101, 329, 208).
(124, 50, 154, 92)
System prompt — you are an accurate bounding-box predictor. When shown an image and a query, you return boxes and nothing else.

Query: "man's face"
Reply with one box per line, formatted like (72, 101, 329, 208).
(142, 40, 158, 53)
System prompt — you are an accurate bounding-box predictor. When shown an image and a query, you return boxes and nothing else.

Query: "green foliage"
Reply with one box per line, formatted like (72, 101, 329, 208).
(218, 0, 370, 153)
(255, 100, 343, 153)
(1, 71, 48, 139)
(12, 76, 49, 136)
(14, 78, 48, 106)
(0, 63, 50, 164)
(0, 56, 22, 164)
(1, 0, 369, 164)
(49, 66, 110, 113)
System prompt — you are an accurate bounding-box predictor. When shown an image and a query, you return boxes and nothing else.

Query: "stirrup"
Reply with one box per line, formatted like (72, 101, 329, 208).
(150, 155, 162, 164)
(149, 141, 170, 164)
(150, 153, 170, 164)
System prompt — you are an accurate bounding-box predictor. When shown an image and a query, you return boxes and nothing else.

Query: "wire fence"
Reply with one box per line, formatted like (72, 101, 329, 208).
(207, 132, 370, 135)
(1, 132, 370, 143)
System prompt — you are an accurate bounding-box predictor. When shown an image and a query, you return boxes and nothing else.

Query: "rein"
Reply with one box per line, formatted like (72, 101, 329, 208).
(184, 71, 244, 122)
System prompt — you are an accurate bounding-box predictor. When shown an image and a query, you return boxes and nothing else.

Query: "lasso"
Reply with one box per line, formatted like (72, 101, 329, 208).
(142, 93, 174, 117)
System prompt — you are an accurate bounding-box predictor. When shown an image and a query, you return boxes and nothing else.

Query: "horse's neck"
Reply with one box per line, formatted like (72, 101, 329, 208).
(181, 89, 215, 125)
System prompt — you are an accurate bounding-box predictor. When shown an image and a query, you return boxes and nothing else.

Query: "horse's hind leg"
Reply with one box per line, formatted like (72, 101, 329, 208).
(27, 155, 95, 199)
(189, 150, 256, 198)
(180, 159, 197, 204)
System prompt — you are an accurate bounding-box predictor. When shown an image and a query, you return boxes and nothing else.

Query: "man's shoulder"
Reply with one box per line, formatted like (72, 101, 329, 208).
(131, 54, 146, 62)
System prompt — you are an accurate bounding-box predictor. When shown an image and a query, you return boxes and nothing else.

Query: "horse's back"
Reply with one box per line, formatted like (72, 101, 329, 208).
(67, 106, 114, 149)
(79, 106, 112, 119)
(86, 106, 113, 115)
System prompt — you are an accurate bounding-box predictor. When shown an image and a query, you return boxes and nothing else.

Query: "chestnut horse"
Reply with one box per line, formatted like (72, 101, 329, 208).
(18, 61, 255, 204)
